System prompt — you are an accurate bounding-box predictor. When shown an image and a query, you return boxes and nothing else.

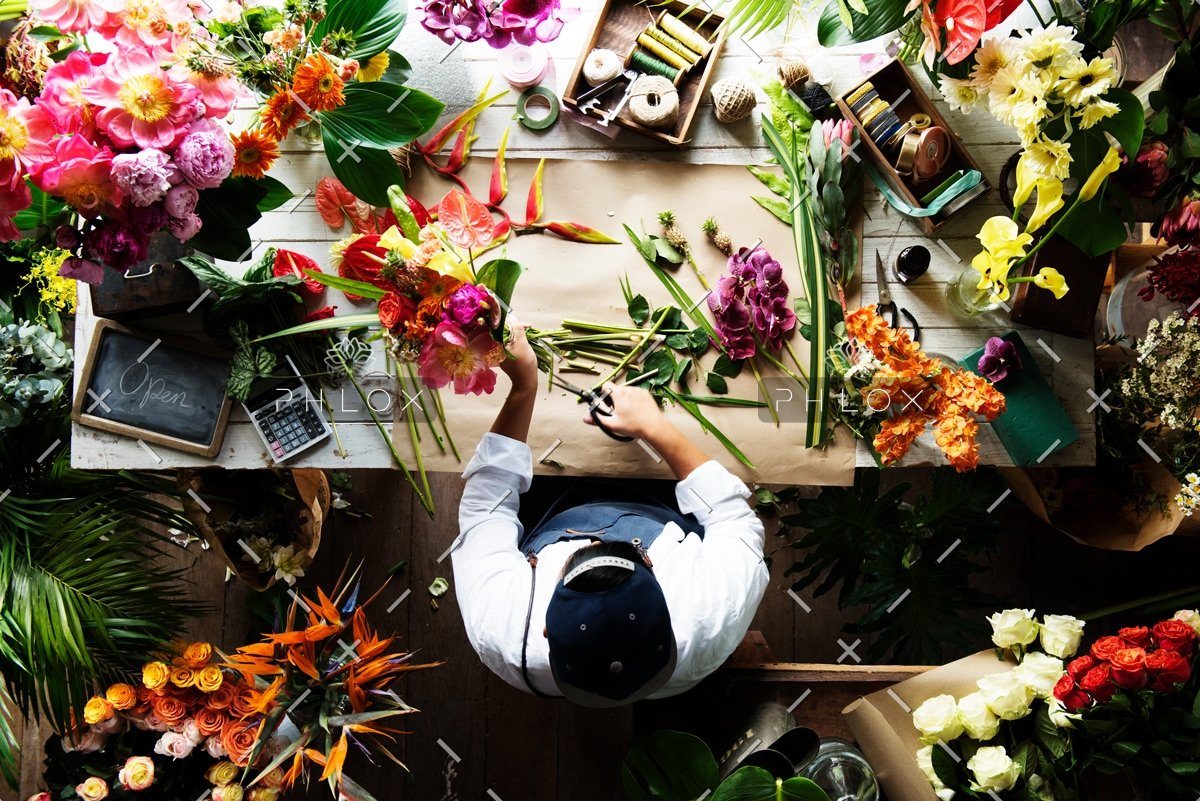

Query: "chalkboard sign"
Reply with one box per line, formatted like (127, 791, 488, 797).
(72, 320, 233, 456)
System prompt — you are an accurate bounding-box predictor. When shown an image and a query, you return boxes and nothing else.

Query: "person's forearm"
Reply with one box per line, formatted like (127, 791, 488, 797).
(643, 419, 708, 480)
(490, 384, 537, 442)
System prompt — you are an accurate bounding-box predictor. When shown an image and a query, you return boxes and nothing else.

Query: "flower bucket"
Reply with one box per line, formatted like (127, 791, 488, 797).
(176, 467, 329, 590)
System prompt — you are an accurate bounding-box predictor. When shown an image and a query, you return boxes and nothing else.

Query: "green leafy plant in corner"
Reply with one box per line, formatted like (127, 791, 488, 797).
(761, 469, 1004, 664)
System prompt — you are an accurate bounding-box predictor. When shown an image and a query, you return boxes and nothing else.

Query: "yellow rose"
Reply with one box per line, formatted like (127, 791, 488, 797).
(182, 642, 213, 669)
(1033, 267, 1069, 299)
(170, 666, 197, 688)
(195, 665, 225, 694)
(247, 789, 279, 801)
(75, 777, 109, 801)
(118, 756, 156, 791)
(1078, 145, 1122, 202)
(83, 696, 114, 725)
(1025, 178, 1065, 234)
(142, 661, 170, 691)
(213, 783, 244, 801)
(105, 683, 138, 711)
(259, 768, 284, 789)
(205, 761, 239, 787)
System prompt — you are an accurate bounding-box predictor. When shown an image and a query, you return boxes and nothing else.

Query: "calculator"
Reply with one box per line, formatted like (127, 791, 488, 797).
(242, 356, 332, 463)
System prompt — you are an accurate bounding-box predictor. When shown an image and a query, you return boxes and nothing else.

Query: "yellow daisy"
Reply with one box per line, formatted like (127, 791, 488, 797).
(1057, 56, 1117, 107)
(1078, 98, 1119, 129)
(971, 37, 1014, 89)
(1024, 138, 1073, 181)
(358, 52, 390, 82)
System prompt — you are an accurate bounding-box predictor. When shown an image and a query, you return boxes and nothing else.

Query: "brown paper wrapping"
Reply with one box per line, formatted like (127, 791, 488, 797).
(842, 650, 1017, 801)
(393, 158, 857, 486)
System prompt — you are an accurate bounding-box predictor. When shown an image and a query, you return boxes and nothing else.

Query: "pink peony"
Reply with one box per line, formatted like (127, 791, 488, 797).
(38, 51, 108, 135)
(164, 182, 198, 218)
(0, 173, 31, 242)
(31, 135, 122, 217)
(30, 0, 117, 34)
(0, 88, 56, 175)
(83, 48, 200, 149)
(110, 148, 178, 206)
(173, 118, 233, 189)
(176, 66, 243, 119)
(166, 212, 202, 241)
(418, 321, 504, 395)
(444, 283, 498, 329)
(98, 0, 193, 52)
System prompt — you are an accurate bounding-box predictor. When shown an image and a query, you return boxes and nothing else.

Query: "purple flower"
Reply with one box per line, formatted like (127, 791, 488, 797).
(166, 212, 202, 242)
(717, 246, 795, 355)
(977, 336, 1021, 383)
(85, 222, 148, 272)
(444, 284, 497, 329)
(127, 202, 168, 235)
(54, 224, 82, 250)
(164, 183, 199, 218)
(420, 0, 493, 44)
(173, 120, 234, 190)
(420, 0, 571, 47)
(109, 148, 179, 207)
(708, 279, 757, 360)
(59, 256, 105, 284)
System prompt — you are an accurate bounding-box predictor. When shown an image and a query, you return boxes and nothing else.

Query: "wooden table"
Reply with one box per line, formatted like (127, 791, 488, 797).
(70, 5, 1097, 472)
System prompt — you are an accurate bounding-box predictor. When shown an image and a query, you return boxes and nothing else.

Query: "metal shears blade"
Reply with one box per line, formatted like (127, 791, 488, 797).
(549, 376, 634, 442)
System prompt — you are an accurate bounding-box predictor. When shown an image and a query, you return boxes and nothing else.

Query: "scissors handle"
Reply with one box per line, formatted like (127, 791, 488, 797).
(585, 392, 634, 442)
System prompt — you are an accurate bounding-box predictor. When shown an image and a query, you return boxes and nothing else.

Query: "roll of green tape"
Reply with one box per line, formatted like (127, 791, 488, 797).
(514, 85, 560, 131)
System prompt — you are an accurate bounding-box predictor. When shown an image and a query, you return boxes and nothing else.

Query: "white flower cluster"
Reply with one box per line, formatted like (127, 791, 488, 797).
(938, 25, 1118, 180)
(911, 610, 1086, 797)
(1175, 473, 1199, 517)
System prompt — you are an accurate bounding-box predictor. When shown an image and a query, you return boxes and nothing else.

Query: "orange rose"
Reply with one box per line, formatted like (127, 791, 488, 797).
(142, 661, 170, 691)
(195, 665, 224, 694)
(230, 687, 259, 720)
(170, 666, 196, 688)
(195, 707, 228, 737)
(205, 683, 238, 711)
(83, 696, 114, 725)
(221, 719, 261, 766)
(105, 683, 138, 711)
(151, 695, 189, 726)
(182, 642, 213, 669)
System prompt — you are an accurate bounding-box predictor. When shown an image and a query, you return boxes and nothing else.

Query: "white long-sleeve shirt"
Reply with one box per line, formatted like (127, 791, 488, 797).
(451, 433, 769, 699)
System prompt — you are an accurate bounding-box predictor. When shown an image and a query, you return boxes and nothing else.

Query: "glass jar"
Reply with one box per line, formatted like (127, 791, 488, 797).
(946, 265, 1003, 317)
(801, 738, 879, 801)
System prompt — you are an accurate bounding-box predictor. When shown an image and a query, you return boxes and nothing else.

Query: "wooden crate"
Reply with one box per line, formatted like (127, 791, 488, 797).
(561, 0, 728, 146)
(835, 58, 991, 234)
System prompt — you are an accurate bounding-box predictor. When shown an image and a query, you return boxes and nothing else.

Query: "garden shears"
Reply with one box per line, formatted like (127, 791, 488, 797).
(549, 376, 634, 442)
(875, 250, 921, 344)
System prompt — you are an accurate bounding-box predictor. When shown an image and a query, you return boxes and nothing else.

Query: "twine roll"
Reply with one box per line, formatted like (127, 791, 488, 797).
(628, 74, 679, 129)
(635, 31, 691, 71)
(626, 48, 682, 85)
(642, 24, 701, 65)
(657, 12, 711, 57)
(583, 47, 622, 86)
(710, 77, 756, 124)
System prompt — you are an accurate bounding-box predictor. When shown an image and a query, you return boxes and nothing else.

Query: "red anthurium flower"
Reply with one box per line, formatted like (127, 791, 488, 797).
(438, 189, 495, 249)
(935, 0, 986, 64)
(273, 249, 325, 295)
(984, 0, 1022, 29)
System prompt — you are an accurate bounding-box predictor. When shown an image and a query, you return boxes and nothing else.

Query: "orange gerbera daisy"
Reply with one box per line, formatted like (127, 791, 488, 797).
(292, 53, 345, 112)
(260, 90, 309, 140)
(231, 128, 280, 179)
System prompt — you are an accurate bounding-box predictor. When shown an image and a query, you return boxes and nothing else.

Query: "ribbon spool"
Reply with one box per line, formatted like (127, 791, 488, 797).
(583, 48, 622, 86)
(643, 24, 701, 65)
(626, 48, 682, 85)
(628, 74, 679, 129)
(657, 12, 711, 58)
(635, 31, 691, 72)
(499, 43, 550, 89)
(514, 85, 560, 131)
(911, 125, 950, 183)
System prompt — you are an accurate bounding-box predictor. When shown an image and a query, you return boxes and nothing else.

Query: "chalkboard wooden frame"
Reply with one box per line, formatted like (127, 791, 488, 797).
(71, 319, 234, 457)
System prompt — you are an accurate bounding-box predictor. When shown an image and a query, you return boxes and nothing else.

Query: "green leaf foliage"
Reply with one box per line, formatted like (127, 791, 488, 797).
(817, 0, 911, 46)
(319, 83, 444, 150)
(476, 258, 523, 335)
(710, 767, 829, 801)
(321, 130, 407, 206)
(312, 0, 407, 61)
(621, 730, 718, 801)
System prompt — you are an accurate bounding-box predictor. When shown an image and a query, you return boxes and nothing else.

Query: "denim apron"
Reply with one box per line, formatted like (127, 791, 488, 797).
(516, 492, 700, 697)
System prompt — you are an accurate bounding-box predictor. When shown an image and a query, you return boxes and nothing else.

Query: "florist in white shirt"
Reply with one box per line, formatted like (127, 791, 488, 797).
(452, 324, 769, 708)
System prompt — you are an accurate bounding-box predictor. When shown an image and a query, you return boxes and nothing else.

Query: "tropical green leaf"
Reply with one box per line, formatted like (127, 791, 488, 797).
(307, 269, 387, 300)
(711, 767, 830, 801)
(321, 129, 406, 206)
(817, 0, 911, 46)
(255, 312, 381, 341)
(320, 83, 444, 150)
(476, 258, 523, 334)
(621, 730, 718, 801)
(312, 0, 407, 61)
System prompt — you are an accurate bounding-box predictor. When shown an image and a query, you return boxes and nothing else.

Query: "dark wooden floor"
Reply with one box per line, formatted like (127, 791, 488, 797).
(14, 469, 1200, 801)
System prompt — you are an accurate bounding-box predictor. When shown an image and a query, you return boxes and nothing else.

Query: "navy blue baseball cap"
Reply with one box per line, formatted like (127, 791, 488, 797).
(545, 554, 677, 707)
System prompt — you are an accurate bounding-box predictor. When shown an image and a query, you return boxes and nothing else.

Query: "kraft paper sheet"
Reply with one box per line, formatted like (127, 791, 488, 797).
(388, 157, 856, 486)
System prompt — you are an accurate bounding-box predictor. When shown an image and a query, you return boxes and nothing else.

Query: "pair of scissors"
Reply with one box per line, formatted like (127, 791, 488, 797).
(549, 376, 634, 442)
(875, 250, 922, 343)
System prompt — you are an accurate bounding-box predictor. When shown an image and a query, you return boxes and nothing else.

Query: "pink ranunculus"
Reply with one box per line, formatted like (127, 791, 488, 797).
(418, 321, 504, 395)
(32, 135, 121, 217)
(0, 88, 56, 174)
(38, 51, 108, 135)
(83, 48, 201, 149)
(0, 173, 31, 242)
(30, 0, 117, 34)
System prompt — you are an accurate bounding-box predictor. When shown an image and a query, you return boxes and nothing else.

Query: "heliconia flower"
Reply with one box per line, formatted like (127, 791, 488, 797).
(38, 51, 109, 135)
(417, 321, 504, 395)
(83, 48, 201, 149)
(489, 127, 509, 205)
(31, 134, 122, 217)
(0, 88, 56, 175)
(30, 0, 117, 34)
(540, 220, 620, 244)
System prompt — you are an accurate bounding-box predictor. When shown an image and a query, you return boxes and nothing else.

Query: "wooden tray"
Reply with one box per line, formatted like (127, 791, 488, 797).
(562, 0, 727, 146)
(835, 58, 991, 234)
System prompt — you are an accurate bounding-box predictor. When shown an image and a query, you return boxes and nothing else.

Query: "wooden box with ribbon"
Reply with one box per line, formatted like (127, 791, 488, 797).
(835, 58, 991, 234)
(561, 0, 727, 146)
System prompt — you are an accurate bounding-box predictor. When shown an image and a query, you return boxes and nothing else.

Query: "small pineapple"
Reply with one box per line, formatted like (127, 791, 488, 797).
(702, 217, 732, 256)
(658, 210, 690, 255)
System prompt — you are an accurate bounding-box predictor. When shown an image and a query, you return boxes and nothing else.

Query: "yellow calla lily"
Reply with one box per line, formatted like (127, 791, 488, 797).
(972, 251, 1013, 301)
(1078, 145, 1122, 202)
(1033, 266, 1070, 299)
(1025, 177, 1065, 234)
(379, 226, 419, 259)
(977, 215, 1033, 262)
(1013, 152, 1041, 212)
(426, 251, 473, 283)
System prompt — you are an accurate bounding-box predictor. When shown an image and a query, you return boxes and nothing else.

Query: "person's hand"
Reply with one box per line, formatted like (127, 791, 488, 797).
(583, 384, 667, 440)
(501, 321, 538, 392)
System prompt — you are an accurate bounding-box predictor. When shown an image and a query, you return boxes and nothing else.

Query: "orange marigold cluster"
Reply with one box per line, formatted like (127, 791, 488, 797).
(844, 305, 1006, 472)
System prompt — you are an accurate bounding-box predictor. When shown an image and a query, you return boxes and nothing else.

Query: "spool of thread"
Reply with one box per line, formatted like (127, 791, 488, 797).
(628, 74, 679, 129)
(582, 48, 622, 86)
(498, 43, 549, 88)
(626, 48, 682, 85)
(643, 24, 701, 65)
(657, 12, 711, 57)
(635, 31, 691, 72)
(845, 81, 875, 108)
(710, 77, 756, 124)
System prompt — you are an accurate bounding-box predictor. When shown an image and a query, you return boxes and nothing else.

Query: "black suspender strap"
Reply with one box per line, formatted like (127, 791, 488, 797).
(520, 553, 554, 698)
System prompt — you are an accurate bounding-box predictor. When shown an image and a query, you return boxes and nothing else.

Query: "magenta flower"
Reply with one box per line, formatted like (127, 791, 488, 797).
(83, 48, 201, 149)
(419, 0, 571, 47)
(0, 88, 56, 175)
(86, 221, 148, 272)
(38, 51, 109, 136)
(0, 173, 31, 243)
(110, 148, 179, 207)
(708, 275, 758, 360)
(166, 212, 202, 242)
(59, 256, 105, 284)
(977, 336, 1021, 383)
(164, 183, 199, 218)
(31, 135, 122, 217)
(418, 321, 504, 395)
(419, 0, 493, 44)
(173, 119, 234, 190)
(444, 284, 498, 329)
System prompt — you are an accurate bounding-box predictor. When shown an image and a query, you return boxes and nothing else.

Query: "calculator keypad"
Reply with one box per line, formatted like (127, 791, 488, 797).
(255, 394, 327, 460)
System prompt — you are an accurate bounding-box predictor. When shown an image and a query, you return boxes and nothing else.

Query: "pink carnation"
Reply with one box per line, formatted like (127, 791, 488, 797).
(83, 48, 201, 149)
(31, 135, 122, 217)
(39, 51, 108, 135)
(417, 321, 504, 395)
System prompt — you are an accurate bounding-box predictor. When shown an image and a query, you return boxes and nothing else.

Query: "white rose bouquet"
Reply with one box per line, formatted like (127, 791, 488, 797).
(910, 609, 1086, 800)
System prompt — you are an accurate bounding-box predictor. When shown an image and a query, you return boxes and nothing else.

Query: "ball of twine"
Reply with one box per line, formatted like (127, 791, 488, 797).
(628, 74, 680, 129)
(710, 77, 756, 124)
(583, 48, 622, 86)
(777, 54, 811, 90)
